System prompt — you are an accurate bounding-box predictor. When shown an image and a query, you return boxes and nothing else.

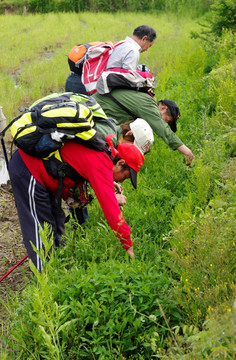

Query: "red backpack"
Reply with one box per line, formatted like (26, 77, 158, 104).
(81, 41, 124, 94)
(68, 42, 102, 75)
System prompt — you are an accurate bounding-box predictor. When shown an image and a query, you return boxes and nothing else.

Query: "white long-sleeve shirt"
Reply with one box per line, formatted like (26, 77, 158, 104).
(106, 36, 141, 70)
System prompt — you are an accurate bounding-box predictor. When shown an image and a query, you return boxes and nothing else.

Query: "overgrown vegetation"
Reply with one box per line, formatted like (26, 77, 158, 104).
(0, 3, 235, 359)
(1, 0, 214, 15)
(191, 0, 236, 72)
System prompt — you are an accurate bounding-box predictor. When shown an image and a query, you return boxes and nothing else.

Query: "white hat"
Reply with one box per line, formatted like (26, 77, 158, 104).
(130, 118, 154, 154)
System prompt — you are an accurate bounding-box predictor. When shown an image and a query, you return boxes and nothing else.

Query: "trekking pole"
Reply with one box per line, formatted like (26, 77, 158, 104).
(1, 137, 9, 169)
(0, 254, 28, 283)
(0, 106, 9, 168)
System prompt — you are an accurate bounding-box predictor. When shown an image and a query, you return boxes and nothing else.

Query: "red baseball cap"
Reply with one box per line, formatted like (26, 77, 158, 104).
(106, 134, 145, 188)
(117, 143, 145, 188)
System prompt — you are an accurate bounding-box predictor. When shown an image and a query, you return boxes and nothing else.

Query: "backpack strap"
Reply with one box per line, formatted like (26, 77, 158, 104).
(56, 162, 86, 214)
(0, 137, 9, 169)
(43, 152, 86, 214)
(99, 116, 118, 133)
(43, 143, 114, 213)
(104, 93, 136, 119)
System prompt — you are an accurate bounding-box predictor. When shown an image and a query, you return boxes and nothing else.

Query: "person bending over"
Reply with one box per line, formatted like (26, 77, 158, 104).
(9, 140, 144, 271)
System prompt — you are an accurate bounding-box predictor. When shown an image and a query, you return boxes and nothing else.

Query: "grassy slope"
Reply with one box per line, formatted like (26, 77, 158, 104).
(0, 12, 200, 117)
(0, 12, 235, 359)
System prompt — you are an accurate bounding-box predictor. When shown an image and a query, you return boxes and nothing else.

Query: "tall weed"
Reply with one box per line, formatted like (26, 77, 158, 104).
(161, 301, 236, 359)
(163, 54, 236, 326)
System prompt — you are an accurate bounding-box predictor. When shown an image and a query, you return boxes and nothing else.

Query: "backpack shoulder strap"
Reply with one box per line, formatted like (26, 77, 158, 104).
(104, 93, 136, 119)
(96, 116, 118, 133)
(43, 150, 86, 213)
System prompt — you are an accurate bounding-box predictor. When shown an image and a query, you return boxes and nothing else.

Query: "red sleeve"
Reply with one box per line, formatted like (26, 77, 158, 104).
(87, 156, 133, 249)
(61, 143, 133, 249)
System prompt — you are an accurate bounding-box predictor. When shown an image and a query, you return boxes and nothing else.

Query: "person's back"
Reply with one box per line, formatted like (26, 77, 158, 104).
(9, 140, 145, 269)
(93, 89, 183, 150)
(93, 116, 121, 146)
(93, 89, 194, 165)
(106, 25, 156, 70)
(65, 25, 156, 94)
(106, 36, 141, 70)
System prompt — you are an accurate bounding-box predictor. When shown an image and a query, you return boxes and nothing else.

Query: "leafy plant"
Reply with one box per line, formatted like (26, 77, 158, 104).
(210, 0, 236, 36)
(2, 237, 183, 359)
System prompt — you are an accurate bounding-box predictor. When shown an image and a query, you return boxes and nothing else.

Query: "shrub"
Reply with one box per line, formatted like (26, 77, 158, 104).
(2, 230, 183, 359)
(210, 0, 236, 36)
(190, 0, 236, 72)
(168, 202, 235, 324)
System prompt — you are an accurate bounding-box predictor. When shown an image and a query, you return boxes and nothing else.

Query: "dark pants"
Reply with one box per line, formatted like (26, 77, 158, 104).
(9, 151, 65, 271)
(70, 206, 89, 225)
(65, 72, 88, 95)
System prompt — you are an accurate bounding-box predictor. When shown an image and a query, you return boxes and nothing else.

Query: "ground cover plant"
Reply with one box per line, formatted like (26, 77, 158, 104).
(0, 6, 235, 359)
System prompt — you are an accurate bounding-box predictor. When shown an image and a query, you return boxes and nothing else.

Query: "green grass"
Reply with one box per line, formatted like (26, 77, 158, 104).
(0, 10, 235, 360)
(0, 12, 201, 119)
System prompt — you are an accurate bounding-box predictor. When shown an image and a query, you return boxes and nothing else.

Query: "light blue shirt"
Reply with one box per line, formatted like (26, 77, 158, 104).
(106, 36, 141, 70)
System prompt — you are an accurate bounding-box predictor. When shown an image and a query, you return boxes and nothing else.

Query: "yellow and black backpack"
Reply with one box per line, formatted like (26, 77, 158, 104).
(0, 92, 116, 211)
(8, 92, 111, 158)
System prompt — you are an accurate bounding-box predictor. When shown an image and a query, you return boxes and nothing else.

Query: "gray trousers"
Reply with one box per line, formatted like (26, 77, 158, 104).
(8, 151, 65, 271)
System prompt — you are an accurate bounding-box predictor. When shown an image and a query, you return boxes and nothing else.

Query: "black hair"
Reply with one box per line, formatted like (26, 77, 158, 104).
(133, 25, 156, 42)
(157, 101, 172, 117)
(113, 155, 130, 171)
